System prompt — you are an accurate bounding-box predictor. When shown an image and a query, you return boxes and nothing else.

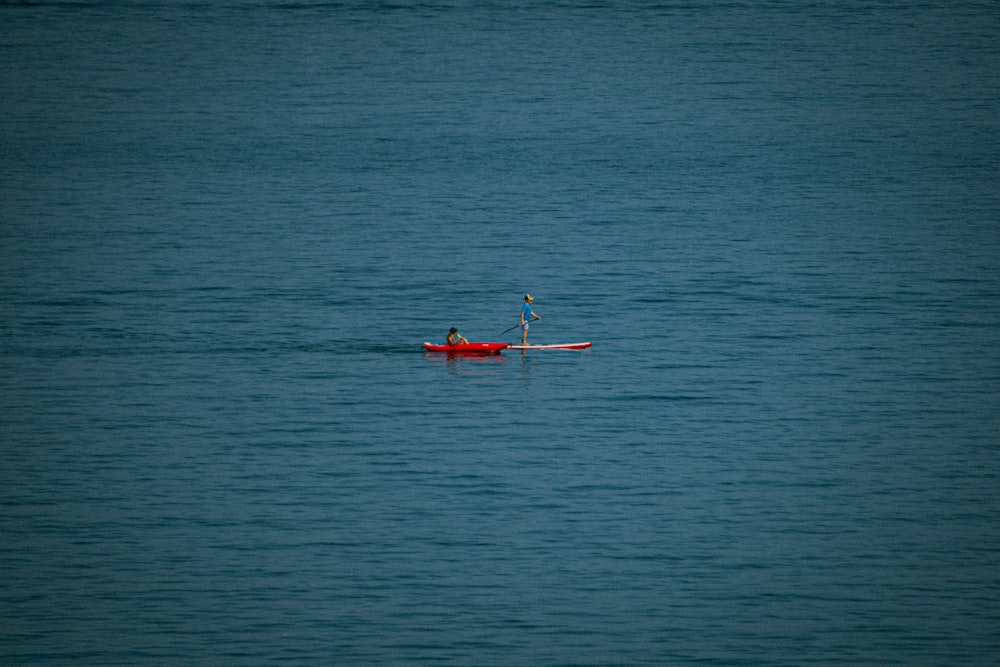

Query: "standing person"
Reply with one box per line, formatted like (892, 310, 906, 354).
(520, 294, 539, 345)
(447, 327, 469, 346)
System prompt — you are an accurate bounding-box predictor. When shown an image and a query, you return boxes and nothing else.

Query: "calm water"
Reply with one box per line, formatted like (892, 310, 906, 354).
(2, 1, 999, 664)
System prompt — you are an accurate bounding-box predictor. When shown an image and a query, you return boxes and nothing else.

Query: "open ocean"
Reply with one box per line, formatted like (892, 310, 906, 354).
(2, 1, 999, 664)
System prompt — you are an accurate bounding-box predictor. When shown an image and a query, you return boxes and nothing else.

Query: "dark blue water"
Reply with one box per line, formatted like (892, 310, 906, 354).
(3, 1, 999, 664)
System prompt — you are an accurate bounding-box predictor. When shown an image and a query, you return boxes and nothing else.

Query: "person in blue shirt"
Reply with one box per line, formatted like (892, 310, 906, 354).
(520, 294, 540, 345)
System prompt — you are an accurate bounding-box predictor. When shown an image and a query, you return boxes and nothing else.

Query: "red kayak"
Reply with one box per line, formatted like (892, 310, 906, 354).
(423, 341, 510, 354)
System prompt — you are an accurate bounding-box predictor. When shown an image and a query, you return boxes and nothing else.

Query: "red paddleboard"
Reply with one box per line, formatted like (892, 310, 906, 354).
(508, 342, 592, 350)
(423, 341, 509, 354)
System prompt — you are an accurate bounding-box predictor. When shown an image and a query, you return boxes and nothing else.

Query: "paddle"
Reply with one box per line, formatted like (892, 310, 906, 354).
(501, 317, 540, 335)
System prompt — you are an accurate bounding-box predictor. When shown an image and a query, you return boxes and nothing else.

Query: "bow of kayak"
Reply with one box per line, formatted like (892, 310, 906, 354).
(423, 341, 510, 354)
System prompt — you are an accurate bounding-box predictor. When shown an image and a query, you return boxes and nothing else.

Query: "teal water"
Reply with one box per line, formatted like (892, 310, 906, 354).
(2, 1, 999, 664)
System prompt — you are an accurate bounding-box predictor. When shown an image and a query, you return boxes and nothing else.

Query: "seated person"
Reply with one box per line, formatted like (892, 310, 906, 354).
(447, 327, 469, 346)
